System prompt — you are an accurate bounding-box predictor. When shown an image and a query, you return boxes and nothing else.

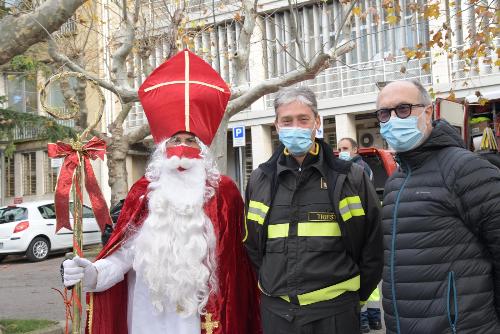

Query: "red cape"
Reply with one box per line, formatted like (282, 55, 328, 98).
(85, 176, 261, 334)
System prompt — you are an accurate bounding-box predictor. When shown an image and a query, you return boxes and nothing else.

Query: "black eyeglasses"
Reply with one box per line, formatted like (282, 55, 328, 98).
(375, 103, 428, 123)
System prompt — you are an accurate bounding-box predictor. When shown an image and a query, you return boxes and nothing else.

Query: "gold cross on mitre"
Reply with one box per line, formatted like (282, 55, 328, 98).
(143, 50, 226, 132)
(201, 313, 219, 334)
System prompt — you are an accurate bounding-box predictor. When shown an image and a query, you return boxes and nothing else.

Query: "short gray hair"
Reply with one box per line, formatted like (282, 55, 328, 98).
(274, 86, 318, 116)
(408, 79, 432, 105)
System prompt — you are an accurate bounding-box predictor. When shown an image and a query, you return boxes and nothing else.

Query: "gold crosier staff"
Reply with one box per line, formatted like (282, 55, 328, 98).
(41, 72, 106, 334)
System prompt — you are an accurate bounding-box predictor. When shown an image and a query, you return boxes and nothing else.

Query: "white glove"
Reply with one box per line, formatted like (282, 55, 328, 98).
(62, 256, 98, 290)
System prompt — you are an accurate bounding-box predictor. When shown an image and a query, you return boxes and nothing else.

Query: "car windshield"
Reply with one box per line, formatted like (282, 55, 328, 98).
(0, 207, 28, 224)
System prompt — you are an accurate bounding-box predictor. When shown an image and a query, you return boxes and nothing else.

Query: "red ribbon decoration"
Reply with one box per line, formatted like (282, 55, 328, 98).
(47, 137, 112, 233)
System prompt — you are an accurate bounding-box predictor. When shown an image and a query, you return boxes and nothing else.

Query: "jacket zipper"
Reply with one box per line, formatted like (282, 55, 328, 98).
(447, 271, 458, 334)
(390, 164, 412, 334)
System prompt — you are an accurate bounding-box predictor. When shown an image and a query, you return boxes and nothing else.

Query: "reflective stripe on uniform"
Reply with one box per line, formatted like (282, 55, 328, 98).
(298, 222, 341, 237)
(339, 196, 365, 222)
(279, 275, 360, 306)
(268, 223, 290, 238)
(267, 222, 341, 238)
(247, 200, 269, 225)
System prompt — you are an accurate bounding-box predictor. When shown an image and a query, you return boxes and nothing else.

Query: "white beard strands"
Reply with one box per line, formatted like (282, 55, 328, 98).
(133, 143, 219, 317)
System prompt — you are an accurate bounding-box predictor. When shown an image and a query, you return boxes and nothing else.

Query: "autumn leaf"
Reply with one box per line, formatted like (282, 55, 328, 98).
(403, 48, 416, 59)
(353, 7, 362, 16)
(446, 90, 456, 101)
(387, 15, 399, 24)
(424, 3, 440, 19)
(478, 97, 488, 106)
(495, 59, 500, 67)
(422, 63, 431, 72)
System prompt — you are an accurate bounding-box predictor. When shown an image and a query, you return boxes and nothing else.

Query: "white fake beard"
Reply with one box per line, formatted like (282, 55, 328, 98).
(133, 156, 217, 317)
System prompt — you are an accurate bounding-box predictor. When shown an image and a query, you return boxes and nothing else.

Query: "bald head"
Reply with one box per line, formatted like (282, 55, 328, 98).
(377, 80, 432, 108)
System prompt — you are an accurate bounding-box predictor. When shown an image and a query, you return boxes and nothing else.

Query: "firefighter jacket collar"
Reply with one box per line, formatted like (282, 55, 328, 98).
(259, 139, 352, 177)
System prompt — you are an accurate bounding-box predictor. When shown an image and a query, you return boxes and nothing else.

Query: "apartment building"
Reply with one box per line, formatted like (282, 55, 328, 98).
(121, 0, 500, 187)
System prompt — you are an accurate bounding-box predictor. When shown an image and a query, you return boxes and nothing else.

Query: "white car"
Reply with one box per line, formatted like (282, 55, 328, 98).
(0, 200, 102, 262)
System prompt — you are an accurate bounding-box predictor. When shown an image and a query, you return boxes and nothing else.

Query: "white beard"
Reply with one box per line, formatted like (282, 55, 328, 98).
(132, 155, 217, 317)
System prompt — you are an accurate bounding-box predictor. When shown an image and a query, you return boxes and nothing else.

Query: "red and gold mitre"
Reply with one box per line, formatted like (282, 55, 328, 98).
(138, 49, 231, 145)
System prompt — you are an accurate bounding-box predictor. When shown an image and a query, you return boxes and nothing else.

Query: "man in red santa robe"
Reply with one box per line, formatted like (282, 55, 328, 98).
(62, 50, 261, 334)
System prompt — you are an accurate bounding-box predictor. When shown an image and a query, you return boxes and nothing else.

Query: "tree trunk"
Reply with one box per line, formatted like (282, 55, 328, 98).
(106, 127, 130, 206)
(211, 115, 230, 174)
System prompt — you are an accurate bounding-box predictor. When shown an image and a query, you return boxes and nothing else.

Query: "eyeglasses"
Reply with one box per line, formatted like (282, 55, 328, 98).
(375, 103, 428, 123)
(166, 136, 198, 146)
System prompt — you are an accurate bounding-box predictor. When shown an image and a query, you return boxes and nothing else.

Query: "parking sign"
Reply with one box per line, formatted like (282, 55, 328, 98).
(232, 126, 246, 147)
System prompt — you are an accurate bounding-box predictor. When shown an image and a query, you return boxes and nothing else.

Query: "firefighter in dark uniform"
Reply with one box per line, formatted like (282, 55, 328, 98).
(244, 86, 383, 334)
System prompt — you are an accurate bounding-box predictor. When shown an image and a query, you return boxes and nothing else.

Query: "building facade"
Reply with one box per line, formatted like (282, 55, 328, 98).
(121, 0, 500, 188)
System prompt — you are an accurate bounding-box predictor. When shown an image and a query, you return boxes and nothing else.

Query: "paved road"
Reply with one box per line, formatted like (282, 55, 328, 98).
(0, 254, 67, 321)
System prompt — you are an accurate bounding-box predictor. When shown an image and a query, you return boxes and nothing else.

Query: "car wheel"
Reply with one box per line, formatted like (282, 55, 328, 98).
(0, 254, 7, 263)
(26, 237, 50, 262)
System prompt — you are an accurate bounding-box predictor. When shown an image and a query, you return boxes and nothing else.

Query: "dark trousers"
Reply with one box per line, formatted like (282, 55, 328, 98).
(261, 304, 360, 334)
(361, 308, 381, 324)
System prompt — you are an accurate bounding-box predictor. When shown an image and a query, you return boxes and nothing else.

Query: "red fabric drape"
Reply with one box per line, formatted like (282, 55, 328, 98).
(86, 176, 261, 334)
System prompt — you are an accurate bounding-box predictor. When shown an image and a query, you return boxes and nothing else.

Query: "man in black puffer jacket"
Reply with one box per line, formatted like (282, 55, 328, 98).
(377, 79, 500, 334)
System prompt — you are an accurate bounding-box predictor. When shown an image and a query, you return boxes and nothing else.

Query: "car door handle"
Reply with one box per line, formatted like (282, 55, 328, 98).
(46, 223, 54, 226)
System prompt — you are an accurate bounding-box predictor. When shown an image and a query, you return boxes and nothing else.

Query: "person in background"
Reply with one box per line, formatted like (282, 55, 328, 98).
(338, 137, 381, 333)
(338, 138, 374, 182)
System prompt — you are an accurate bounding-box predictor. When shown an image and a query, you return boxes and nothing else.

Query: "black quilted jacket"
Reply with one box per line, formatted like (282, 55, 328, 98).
(382, 120, 500, 334)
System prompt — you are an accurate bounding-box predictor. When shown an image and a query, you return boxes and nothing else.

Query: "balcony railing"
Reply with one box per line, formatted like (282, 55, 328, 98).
(12, 118, 75, 141)
(265, 54, 432, 108)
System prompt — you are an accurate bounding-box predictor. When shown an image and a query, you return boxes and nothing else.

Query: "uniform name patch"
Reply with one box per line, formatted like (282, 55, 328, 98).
(308, 212, 337, 222)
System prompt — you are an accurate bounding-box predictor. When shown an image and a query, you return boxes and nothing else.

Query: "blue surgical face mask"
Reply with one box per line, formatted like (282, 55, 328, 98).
(380, 113, 427, 152)
(339, 151, 352, 161)
(278, 126, 314, 156)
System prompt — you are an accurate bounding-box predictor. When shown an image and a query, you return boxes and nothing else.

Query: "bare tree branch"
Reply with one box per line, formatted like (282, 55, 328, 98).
(110, 18, 135, 91)
(233, 0, 257, 86)
(0, 0, 86, 65)
(287, 0, 306, 66)
(48, 39, 139, 103)
(127, 123, 151, 144)
(227, 41, 355, 117)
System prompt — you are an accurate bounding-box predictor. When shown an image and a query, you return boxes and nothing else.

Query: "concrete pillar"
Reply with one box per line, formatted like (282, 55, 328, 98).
(251, 125, 273, 170)
(35, 151, 44, 196)
(249, 17, 268, 112)
(14, 153, 22, 198)
(335, 114, 357, 143)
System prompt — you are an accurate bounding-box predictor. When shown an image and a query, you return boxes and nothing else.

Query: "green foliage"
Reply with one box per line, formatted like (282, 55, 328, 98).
(10, 55, 38, 73)
(0, 319, 57, 333)
(0, 108, 76, 157)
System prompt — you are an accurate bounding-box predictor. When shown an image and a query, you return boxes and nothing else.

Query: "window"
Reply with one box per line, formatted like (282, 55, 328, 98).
(6, 75, 37, 113)
(69, 203, 95, 218)
(38, 204, 56, 219)
(4, 156, 14, 197)
(0, 207, 28, 224)
(83, 205, 95, 219)
(22, 152, 36, 195)
(44, 152, 58, 194)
